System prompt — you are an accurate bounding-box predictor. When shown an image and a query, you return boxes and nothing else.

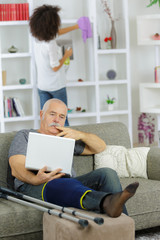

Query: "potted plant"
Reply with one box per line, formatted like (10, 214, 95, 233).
(106, 95, 116, 111)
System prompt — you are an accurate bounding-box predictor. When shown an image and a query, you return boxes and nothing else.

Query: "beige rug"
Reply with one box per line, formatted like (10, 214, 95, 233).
(135, 227, 160, 240)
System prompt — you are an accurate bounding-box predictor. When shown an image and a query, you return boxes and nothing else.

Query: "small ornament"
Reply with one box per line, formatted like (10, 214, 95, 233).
(106, 70, 116, 80)
(19, 78, 26, 84)
(152, 33, 160, 40)
(8, 45, 18, 53)
(76, 107, 81, 111)
(68, 108, 73, 113)
(138, 113, 155, 145)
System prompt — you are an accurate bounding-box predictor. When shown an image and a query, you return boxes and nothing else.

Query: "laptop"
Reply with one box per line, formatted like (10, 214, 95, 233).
(25, 132, 75, 175)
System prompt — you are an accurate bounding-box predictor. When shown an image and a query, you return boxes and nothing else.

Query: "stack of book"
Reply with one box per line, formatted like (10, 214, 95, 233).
(4, 97, 25, 118)
(0, 3, 29, 21)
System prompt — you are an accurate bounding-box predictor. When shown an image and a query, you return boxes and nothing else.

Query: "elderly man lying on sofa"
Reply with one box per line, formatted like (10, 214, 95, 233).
(8, 98, 139, 218)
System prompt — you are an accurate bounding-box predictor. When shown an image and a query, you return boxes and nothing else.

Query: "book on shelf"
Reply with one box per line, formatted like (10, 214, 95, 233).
(4, 97, 9, 118)
(4, 97, 25, 117)
(13, 97, 25, 116)
(2, 70, 6, 86)
(0, 3, 29, 21)
(12, 98, 20, 117)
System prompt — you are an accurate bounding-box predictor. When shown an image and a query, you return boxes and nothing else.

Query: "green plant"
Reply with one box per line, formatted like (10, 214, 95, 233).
(106, 95, 115, 104)
(147, 0, 160, 7)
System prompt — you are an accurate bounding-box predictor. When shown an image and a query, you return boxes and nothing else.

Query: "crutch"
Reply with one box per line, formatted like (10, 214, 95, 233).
(0, 187, 104, 226)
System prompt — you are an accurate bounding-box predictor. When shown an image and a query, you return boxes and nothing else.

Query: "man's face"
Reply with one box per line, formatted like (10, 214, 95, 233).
(40, 101, 67, 135)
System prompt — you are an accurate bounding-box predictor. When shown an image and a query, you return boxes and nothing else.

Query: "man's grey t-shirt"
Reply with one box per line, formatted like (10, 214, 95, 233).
(8, 129, 85, 190)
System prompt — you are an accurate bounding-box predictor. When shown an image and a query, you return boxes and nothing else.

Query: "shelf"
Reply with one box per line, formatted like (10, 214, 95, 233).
(98, 53, 127, 80)
(2, 84, 33, 91)
(68, 111, 97, 118)
(137, 15, 160, 45)
(0, 21, 29, 26)
(4, 115, 35, 122)
(140, 108, 160, 114)
(139, 83, 160, 113)
(97, 49, 127, 54)
(140, 83, 160, 88)
(66, 81, 96, 87)
(99, 80, 128, 85)
(100, 110, 129, 116)
(1, 53, 31, 58)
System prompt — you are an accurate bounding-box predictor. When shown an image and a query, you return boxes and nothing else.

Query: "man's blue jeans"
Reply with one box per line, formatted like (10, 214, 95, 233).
(76, 168, 128, 215)
(38, 87, 69, 126)
(18, 168, 128, 215)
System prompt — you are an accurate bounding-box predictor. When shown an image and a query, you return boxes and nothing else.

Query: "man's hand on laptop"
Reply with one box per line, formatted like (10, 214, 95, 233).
(35, 166, 65, 185)
(56, 127, 83, 140)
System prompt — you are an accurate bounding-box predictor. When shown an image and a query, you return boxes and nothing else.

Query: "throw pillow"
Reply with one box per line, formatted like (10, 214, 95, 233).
(94, 145, 150, 179)
(94, 145, 129, 178)
(126, 147, 150, 179)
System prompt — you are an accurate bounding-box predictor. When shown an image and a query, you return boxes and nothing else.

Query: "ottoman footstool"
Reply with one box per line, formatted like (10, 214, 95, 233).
(43, 209, 135, 240)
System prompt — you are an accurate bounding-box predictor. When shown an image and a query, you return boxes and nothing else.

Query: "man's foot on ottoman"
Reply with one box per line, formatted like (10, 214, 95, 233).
(102, 182, 139, 218)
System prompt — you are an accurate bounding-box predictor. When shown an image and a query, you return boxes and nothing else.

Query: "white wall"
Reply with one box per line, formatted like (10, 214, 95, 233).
(128, 0, 160, 144)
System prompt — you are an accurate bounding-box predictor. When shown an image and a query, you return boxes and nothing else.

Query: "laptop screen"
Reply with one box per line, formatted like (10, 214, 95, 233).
(25, 132, 75, 175)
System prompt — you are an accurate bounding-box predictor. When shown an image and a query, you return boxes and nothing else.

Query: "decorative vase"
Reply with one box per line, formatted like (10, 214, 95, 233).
(106, 70, 116, 80)
(8, 45, 18, 53)
(110, 20, 117, 49)
(19, 78, 26, 84)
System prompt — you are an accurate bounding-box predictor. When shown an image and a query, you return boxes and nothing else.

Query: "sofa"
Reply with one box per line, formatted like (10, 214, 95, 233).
(0, 122, 160, 239)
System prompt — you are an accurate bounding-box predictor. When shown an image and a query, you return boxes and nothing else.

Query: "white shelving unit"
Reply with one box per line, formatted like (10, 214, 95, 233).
(137, 15, 160, 145)
(137, 14, 160, 46)
(139, 83, 160, 147)
(139, 83, 160, 113)
(0, 0, 132, 139)
(137, 14, 160, 67)
(95, 0, 132, 139)
(43, 0, 131, 138)
(0, 0, 38, 133)
(137, 15, 160, 120)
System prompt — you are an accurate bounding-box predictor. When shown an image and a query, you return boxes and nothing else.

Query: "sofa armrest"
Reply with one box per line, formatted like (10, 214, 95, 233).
(147, 147, 160, 181)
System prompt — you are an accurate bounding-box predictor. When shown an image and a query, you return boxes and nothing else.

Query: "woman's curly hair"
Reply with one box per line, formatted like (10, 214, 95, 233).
(29, 5, 61, 42)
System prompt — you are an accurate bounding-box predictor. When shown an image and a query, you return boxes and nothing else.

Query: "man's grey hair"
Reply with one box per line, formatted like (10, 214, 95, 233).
(42, 99, 67, 119)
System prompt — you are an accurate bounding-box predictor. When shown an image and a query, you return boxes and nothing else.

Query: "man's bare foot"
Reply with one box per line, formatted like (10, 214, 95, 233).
(102, 182, 139, 218)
